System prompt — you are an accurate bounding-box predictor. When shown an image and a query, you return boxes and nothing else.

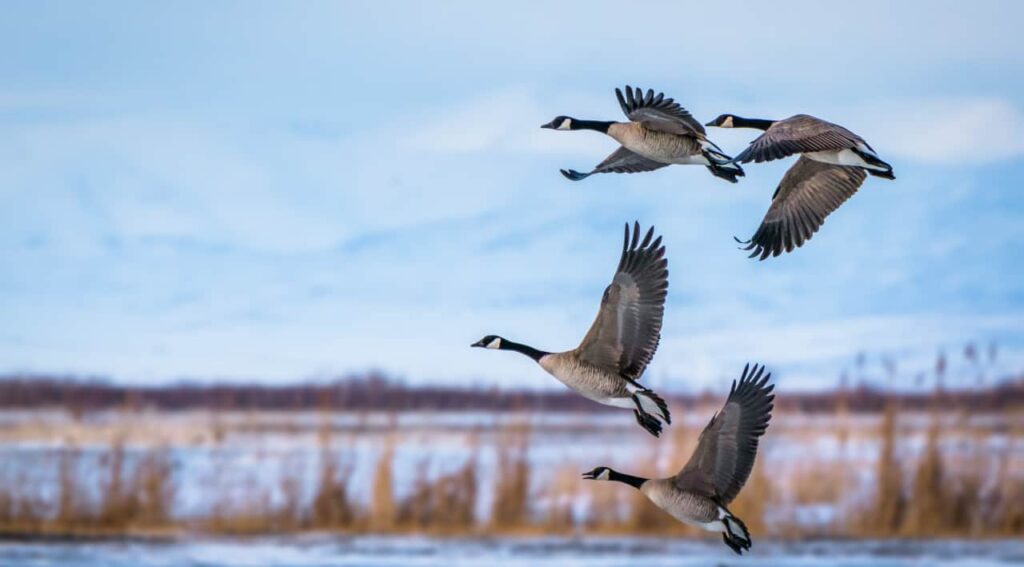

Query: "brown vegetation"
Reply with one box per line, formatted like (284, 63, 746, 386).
(0, 353, 1021, 540)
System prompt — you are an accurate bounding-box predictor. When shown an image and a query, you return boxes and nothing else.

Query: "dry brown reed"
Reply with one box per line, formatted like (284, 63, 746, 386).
(397, 456, 478, 532)
(0, 440, 175, 536)
(489, 422, 531, 530)
(858, 398, 905, 535)
(311, 425, 357, 529)
(369, 439, 396, 531)
(541, 465, 578, 533)
(0, 386, 1021, 540)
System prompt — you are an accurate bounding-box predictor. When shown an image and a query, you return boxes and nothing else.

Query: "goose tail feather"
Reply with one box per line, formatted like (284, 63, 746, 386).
(720, 510, 752, 555)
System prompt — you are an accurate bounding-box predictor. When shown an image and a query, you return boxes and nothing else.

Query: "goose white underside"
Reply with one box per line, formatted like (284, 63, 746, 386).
(665, 154, 712, 165)
(683, 505, 728, 533)
(644, 493, 727, 533)
(538, 355, 638, 409)
(601, 396, 638, 409)
(805, 148, 887, 171)
(678, 516, 726, 533)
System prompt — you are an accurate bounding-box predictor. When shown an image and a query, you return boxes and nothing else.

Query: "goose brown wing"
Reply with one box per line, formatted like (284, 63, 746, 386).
(575, 222, 669, 381)
(739, 157, 867, 260)
(734, 114, 866, 164)
(560, 146, 668, 180)
(616, 85, 705, 137)
(674, 364, 774, 504)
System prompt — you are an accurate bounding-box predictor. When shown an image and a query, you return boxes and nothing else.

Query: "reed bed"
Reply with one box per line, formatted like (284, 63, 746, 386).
(0, 394, 1020, 539)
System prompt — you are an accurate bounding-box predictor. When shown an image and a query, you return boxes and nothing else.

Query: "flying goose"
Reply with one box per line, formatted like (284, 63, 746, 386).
(583, 364, 774, 555)
(541, 86, 744, 183)
(472, 222, 671, 436)
(706, 113, 894, 260)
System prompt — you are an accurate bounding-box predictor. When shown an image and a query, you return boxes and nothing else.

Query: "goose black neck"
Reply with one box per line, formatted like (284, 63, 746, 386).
(573, 120, 613, 134)
(609, 470, 648, 489)
(500, 339, 549, 362)
(733, 116, 775, 131)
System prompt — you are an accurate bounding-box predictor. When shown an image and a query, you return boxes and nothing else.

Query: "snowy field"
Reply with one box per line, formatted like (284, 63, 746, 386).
(0, 409, 1018, 527)
(0, 536, 1022, 567)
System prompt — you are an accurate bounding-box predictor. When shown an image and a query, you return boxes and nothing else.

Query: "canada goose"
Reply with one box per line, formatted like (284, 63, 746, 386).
(583, 364, 774, 555)
(541, 86, 744, 183)
(472, 222, 671, 436)
(706, 113, 894, 259)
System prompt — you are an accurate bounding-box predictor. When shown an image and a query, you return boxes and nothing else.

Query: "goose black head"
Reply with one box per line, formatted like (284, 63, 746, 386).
(706, 114, 738, 128)
(471, 335, 504, 349)
(541, 115, 575, 130)
(581, 466, 613, 481)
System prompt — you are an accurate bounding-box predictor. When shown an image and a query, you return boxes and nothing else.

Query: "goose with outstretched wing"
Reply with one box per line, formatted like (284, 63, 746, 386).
(542, 86, 744, 183)
(472, 222, 671, 436)
(583, 364, 775, 554)
(706, 113, 893, 259)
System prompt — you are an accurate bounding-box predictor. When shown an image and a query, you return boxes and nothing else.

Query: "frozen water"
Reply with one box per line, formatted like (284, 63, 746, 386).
(0, 537, 1021, 567)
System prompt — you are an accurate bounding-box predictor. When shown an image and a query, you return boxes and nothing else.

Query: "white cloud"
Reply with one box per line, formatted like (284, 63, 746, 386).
(3, 18, 1024, 387)
(851, 97, 1024, 163)
(402, 87, 617, 157)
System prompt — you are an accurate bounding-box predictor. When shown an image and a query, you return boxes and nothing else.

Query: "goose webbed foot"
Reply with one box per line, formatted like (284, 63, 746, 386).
(632, 408, 663, 437)
(722, 533, 745, 555)
(560, 169, 592, 181)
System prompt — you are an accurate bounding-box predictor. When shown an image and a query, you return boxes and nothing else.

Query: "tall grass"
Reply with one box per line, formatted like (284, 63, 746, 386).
(489, 423, 531, 530)
(859, 399, 905, 535)
(0, 387, 1021, 539)
(311, 423, 356, 529)
(369, 439, 396, 531)
(0, 441, 175, 536)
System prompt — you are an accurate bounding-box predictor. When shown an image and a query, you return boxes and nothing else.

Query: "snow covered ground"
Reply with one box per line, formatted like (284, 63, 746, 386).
(0, 409, 1019, 527)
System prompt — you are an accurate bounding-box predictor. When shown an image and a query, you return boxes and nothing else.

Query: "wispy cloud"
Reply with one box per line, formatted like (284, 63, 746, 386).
(848, 97, 1024, 163)
(1, 2, 1022, 386)
(401, 87, 612, 157)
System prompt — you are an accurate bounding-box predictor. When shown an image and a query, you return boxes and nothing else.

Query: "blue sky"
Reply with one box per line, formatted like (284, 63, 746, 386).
(1, 1, 1023, 390)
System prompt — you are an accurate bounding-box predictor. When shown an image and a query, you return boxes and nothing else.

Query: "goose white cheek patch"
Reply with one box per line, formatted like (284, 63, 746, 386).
(558, 120, 572, 130)
(487, 338, 502, 349)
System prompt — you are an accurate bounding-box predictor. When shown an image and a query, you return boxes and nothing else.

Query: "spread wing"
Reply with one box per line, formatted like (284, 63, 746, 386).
(739, 157, 867, 260)
(575, 222, 669, 381)
(616, 85, 705, 137)
(734, 114, 867, 164)
(560, 146, 668, 181)
(674, 364, 774, 504)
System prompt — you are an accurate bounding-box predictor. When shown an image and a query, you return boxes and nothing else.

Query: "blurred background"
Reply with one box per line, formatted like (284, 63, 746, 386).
(1, 1, 1022, 565)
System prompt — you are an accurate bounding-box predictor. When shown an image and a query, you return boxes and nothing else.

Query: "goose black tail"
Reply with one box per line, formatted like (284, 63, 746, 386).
(630, 388, 670, 437)
(851, 149, 895, 180)
(721, 511, 752, 555)
(704, 152, 744, 184)
(633, 408, 663, 437)
(707, 164, 742, 183)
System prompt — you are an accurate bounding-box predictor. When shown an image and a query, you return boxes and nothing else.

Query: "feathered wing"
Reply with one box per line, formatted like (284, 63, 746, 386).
(615, 85, 706, 137)
(575, 222, 669, 381)
(739, 157, 867, 260)
(560, 146, 668, 181)
(674, 364, 774, 504)
(734, 114, 867, 164)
